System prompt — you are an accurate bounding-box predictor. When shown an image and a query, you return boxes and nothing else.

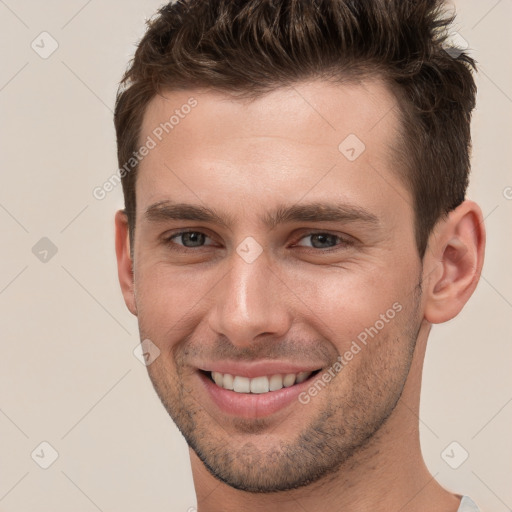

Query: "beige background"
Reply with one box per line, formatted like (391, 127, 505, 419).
(0, 1, 511, 510)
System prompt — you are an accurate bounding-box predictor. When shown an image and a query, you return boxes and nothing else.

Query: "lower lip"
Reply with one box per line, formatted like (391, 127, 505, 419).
(197, 371, 318, 419)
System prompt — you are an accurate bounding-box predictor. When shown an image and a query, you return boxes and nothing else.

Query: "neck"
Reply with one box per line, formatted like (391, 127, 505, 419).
(189, 322, 461, 512)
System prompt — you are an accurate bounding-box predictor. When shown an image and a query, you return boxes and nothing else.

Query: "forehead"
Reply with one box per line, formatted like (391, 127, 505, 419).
(141, 78, 401, 149)
(136, 79, 410, 224)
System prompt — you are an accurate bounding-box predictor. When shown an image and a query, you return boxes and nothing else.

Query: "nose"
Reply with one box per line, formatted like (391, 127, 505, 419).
(207, 249, 292, 348)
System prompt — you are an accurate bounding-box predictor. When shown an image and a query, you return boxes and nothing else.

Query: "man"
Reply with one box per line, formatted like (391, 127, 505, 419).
(113, 1, 485, 510)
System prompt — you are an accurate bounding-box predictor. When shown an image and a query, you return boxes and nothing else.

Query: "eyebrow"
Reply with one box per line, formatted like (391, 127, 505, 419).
(143, 200, 380, 230)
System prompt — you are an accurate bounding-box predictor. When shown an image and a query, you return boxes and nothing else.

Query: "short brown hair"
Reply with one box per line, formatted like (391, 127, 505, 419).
(114, 0, 477, 258)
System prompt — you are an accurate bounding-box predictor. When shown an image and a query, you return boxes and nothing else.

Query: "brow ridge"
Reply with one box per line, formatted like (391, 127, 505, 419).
(143, 200, 379, 230)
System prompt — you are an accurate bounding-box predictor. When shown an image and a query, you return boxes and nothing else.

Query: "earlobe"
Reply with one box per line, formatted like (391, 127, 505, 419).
(114, 210, 137, 316)
(423, 200, 485, 324)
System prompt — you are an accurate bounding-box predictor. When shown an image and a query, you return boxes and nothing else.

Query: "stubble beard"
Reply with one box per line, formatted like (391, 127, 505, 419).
(142, 282, 423, 493)
(145, 341, 419, 490)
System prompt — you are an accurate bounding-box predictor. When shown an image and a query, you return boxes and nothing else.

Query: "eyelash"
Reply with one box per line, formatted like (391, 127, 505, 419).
(163, 230, 354, 253)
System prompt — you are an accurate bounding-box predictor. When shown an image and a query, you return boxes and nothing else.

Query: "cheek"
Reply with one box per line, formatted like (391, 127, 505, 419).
(134, 262, 214, 335)
(286, 263, 409, 344)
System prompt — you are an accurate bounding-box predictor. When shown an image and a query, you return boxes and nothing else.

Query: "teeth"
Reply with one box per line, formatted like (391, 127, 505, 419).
(233, 376, 251, 393)
(222, 373, 234, 390)
(250, 376, 269, 394)
(296, 371, 311, 383)
(210, 370, 314, 393)
(269, 374, 283, 391)
(283, 374, 296, 387)
(212, 371, 223, 387)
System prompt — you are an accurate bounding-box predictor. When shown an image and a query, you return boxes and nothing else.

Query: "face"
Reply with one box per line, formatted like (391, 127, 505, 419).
(125, 79, 425, 492)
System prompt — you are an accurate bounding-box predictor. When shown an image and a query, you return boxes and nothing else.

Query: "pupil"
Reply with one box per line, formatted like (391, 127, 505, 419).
(312, 234, 336, 248)
(183, 232, 205, 247)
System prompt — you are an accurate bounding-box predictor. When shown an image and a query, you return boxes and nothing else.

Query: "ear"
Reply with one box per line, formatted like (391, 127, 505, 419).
(115, 210, 137, 316)
(423, 200, 486, 324)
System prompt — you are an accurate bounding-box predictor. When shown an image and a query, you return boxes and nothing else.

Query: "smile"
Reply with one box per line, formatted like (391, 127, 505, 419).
(207, 370, 321, 394)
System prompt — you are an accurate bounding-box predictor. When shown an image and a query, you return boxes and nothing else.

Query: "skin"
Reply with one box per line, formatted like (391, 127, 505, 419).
(115, 79, 485, 512)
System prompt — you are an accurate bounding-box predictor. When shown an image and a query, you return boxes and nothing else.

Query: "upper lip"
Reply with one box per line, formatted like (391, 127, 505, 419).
(196, 360, 323, 379)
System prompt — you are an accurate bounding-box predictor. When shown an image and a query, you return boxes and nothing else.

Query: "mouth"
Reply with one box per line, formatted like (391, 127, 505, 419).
(200, 369, 322, 394)
(196, 367, 325, 419)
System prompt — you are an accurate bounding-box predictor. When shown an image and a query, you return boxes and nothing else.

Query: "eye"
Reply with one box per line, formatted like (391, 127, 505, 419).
(165, 230, 216, 249)
(295, 232, 352, 250)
